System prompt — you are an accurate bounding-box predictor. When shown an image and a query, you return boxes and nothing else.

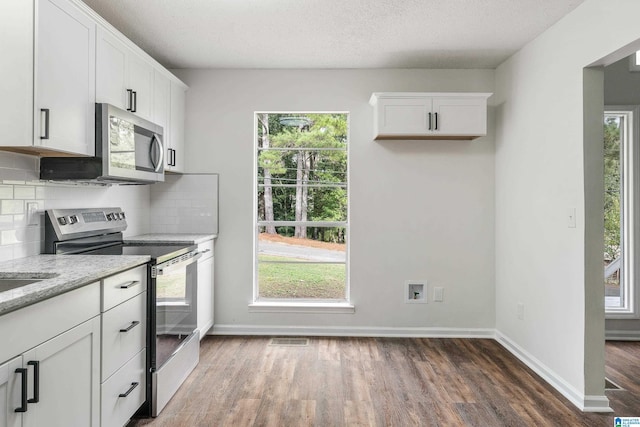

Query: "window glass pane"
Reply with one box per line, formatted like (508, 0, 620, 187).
(258, 226, 346, 262)
(257, 186, 347, 222)
(604, 114, 623, 310)
(256, 112, 348, 302)
(258, 150, 347, 185)
(258, 261, 346, 299)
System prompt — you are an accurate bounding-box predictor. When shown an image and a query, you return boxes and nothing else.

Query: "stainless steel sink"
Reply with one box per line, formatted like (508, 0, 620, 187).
(0, 279, 43, 292)
(0, 273, 58, 293)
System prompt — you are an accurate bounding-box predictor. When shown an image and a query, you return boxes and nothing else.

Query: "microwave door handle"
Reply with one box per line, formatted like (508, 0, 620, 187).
(149, 134, 164, 172)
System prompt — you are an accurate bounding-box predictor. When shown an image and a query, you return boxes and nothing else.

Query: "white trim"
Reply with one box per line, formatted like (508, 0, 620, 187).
(495, 331, 612, 413)
(605, 329, 640, 341)
(211, 324, 495, 338)
(604, 106, 639, 318)
(248, 302, 355, 314)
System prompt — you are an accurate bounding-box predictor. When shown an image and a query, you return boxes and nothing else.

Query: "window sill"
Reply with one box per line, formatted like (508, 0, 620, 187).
(248, 301, 355, 314)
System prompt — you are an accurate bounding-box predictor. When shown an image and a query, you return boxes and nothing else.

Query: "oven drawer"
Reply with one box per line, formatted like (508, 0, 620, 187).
(102, 264, 147, 311)
(101, 348, 146, 427)
(102, 291, 146, 379)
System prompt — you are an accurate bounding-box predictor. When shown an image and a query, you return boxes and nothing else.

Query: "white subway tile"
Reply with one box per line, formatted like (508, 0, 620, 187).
(14, 186, 35, 200)
(0, 185, 13, 199)
(1, 200, 23, 215)
(1, 230, 18, 245)
(0, 215, 13, 229)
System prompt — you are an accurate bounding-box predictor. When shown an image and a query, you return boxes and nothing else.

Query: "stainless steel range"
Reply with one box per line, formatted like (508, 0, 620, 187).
(44, 207, 201, 417)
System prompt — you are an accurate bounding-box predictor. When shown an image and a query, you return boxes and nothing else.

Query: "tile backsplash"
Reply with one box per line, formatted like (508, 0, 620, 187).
(150, 173, 219, 234)
(0, 152, 151, 261)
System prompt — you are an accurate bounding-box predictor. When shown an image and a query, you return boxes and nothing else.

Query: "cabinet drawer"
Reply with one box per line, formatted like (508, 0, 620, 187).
(102, 292, 146, 380)
(101, 349, 146, 427)
(102, 265, 146, 311)
(198, 239, 214, 261)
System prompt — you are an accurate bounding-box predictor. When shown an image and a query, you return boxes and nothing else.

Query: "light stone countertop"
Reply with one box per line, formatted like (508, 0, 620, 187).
(0, 255, 150, 316)
(125, 233, 217, 245)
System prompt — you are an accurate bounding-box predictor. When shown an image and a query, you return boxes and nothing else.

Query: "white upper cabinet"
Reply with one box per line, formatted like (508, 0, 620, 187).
(96, 26, 154, 122)
(370, 92, 492, 140)
(168, 81, 187, 173)
(0, 0, 95, 156)
(0, 0, 187, 160)
(153, 72, 187, 173)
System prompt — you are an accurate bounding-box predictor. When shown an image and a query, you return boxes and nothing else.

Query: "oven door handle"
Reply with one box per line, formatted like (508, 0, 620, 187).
(156, 252, 203, 276)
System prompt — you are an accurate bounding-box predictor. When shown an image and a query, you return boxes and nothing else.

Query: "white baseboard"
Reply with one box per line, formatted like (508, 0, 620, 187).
(211, 324, 496, 338)
(605, 329, 640, 341)
(495, 331, 612, 413)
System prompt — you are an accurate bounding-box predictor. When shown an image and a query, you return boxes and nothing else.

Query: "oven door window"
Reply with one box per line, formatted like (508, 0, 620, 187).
(157, 266, 188, 303)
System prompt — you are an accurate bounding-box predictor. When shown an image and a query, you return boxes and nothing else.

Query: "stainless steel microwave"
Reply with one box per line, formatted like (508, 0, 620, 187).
(40, 103, 165, 184)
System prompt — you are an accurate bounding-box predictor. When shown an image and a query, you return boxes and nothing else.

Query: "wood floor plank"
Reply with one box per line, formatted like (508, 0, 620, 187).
(128, 337, 640, 427)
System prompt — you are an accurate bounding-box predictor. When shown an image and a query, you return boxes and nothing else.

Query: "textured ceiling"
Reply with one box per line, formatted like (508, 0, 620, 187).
(80, 0, 586, 69)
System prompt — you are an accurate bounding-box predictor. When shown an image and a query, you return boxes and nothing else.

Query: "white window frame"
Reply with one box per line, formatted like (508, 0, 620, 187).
(250, 112, 353, 313)
(605, 106, 639, 318)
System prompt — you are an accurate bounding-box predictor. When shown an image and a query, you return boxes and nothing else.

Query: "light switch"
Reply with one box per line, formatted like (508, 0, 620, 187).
(567, 207, 576, 228)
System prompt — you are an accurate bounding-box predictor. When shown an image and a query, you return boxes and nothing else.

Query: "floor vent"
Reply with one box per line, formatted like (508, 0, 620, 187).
(605, 378, 623, 391)
(269, 337, 309, 347)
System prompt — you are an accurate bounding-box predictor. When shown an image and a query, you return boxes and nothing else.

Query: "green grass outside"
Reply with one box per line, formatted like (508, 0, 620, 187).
(258, 255, 346, 299)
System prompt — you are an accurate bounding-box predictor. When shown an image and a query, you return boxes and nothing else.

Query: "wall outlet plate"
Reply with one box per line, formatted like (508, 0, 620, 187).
(405, 280, 427, 304)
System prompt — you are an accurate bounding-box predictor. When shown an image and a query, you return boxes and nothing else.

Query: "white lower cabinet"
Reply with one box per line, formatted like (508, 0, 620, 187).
(196, 239, 214, 339)
(100, 266, 147, 427)
(100, 350, 145, 427)
(0, 317, 101, 427)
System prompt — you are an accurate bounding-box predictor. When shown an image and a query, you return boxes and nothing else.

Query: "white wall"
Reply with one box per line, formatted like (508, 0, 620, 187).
(494, 0, 640, 411)
(173, 68, 496, 334)
(0, 151, 151, 260)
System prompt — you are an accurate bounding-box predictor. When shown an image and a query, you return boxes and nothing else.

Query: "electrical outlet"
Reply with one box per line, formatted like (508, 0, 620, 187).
(434, 287, 444, 302)
(517, 303, 524, 320)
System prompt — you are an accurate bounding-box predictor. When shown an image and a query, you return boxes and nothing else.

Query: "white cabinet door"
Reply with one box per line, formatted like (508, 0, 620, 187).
(432, 96, 487, 137)
(196, 247, 214, 339)
(0, 0, 33, 148)
(36, 0, 95, 156)
(128, 54, 154, 121)
(0, 356, 21, 427)
(169, 82, 187, 173)
(376, 96, 430, 137)
(22, 317, 101, 427)
(96, 27, 129, 111)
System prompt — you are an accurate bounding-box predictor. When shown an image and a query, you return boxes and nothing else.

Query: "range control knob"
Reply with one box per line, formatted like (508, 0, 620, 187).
(121, 212, 126, 219)
(106, 213, 114, 221)
(57, 216, 67, 226)
(68, 215, 79, 225)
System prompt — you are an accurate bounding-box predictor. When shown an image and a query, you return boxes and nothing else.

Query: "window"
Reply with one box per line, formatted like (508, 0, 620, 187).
(254, 113, 349, 303)
(604, 107, 638, 316)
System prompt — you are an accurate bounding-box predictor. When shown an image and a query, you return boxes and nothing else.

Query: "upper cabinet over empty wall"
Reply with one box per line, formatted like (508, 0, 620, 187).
(370, 92, 492, 140)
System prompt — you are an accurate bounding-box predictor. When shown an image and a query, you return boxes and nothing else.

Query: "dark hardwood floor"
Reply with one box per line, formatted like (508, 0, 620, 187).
(128, 337, 640, 426)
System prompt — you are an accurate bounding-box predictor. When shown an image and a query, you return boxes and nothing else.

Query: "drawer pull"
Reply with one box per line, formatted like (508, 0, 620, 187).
(119, 280, 140, 289)
(119, 320, 140, 333)
(118, 382, 139, 398)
